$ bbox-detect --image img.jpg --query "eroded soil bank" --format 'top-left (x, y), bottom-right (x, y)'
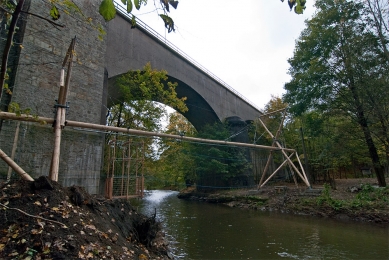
top-left (0, 177), bottom-right (170, 259)
top-left (178, 178), bottom-right (389, 224)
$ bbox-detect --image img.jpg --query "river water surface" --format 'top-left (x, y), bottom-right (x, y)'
top-left (131, 190), bottom-right (388, 259)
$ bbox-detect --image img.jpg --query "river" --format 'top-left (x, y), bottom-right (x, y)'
top-left (130, 190), bottom-right (389, 259)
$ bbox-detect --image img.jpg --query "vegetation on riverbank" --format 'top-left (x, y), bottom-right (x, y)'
top-left (178, 178), bottom-right (389, 224)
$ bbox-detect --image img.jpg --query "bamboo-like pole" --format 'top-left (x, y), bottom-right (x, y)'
top-left (49, 37), bottom-right (76, 181)
top-left (260, 153), bottom-right (294, 188)
top-left (258, 150), bottom-right (273, 186)
top-left (0, 149), bottom-right (33, 181)
top-left (258, 110), bottom-right (287, 188)
top-left (257, 115), bottom-right (311, 188)
top-left (121, 145), bottom-right (125, 196)
top-left (7, 121), bottom-right (20, 181)
top-left (141, 140), bottom-right (145, 198)
top-left (126, 140), bottom-right (131, 198)
top-left (0, 111), bottom-right (307, 188)
top-left (0, 112), bottom-right (296, 152)
top-left (295, 151), bottom-right (310, 187)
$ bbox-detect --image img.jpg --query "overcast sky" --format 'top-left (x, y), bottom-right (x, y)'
top-left (122, 0), bottom-right (316, 110)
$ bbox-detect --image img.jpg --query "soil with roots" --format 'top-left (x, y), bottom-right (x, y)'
top-left (0, 176), bottom-right (170, 260)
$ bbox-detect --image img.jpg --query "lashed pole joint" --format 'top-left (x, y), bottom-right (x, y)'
top-left (48, 37), bottom-right (76, 182)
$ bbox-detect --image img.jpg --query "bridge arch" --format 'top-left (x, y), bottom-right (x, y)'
top-left (107, 73), bottom-right (220, 131)
top-left (105, 9), bottom-right (263, 131)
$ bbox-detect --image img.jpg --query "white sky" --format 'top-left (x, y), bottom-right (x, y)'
top-left (124, 0), bottom-right (316, 110)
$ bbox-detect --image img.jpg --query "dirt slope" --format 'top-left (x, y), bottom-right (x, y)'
top-left (0, 177), bottom-right (170, 260)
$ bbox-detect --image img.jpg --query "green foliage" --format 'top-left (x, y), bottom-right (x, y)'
top-left (98, 0), bottom-right (176, 33)
top-left (99, 0), bottom-right (116, 21)
top-left (106, 65), bottom-right (188, 189)
top-left (350, 184), bottom-right (389, 209)
top-left (8, 102), bottom-right (30, 116)
top-left (187, 122), bottom-right (251, 189)
top-left (316, 183), bottom-right (344, 210)
top-left (283, 0), bottom-right (389, 186)
top-left (160, 14), bottom-right (175, 33)
top-left (282, 0), bottom-right (307, 14)
top-left (116, 63), bottom-right (187, 114)
top-left (150, 113), bottom-right (197, 189)
top-left (50, 5), bottom-right (60, 20)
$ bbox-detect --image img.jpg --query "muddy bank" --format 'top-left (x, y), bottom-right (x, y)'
top-left (0, 177), bottom-right (171, 260)
top-left (178, 178), bottom-right (389, 224)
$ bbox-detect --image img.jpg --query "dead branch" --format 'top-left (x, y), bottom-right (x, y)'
top-left (0, 202), bottom-right (68, 228)
top-left (21, 11), bottom-right (65, 29)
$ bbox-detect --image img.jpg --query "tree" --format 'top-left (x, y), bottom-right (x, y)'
top-left (153, 112), bottom-right (196, 189)
top-left (113, 62), bottom-right (187, 123)
top-left (105, 63), bottom-right (188, 185)
top-left (184, 122), bottom-right (251, 191)
top-left (0, 0), bottom-right (25, 102)
top-left (284, 0), bottom-right (388, 186)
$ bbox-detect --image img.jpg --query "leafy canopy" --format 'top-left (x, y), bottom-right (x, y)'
top-left (116, 62), bottom-right (187, 113)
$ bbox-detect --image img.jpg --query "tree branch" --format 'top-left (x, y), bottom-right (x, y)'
top-left (0, 202), bottom-right (68, 228)
top-left (21, 11), bottom-right (65, 28)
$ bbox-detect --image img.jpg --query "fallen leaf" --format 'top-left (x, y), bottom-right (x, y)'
top-left (30, 229), bottom-right (42, 235)
top-left (85, 224), bottom-right (96, 230)
top-left (37, 220), bottom-right (45, 228)
top-left (34, 201), bottom-right (42, 206)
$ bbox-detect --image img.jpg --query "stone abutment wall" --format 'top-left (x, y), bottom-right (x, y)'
top-left (0, 0), bottom-right (107, 194)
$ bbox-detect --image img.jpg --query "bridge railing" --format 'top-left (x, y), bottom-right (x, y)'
top-left (113, 1), bottom-right (262, 113)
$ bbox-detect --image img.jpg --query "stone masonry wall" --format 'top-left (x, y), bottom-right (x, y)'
top-left (0, 0), bottom-right (107, 194)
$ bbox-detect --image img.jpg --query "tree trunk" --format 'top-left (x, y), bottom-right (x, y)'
top-left (0, 0), bottom-right (25, 100)
top-left (349, 80), bottom-right (387, 187)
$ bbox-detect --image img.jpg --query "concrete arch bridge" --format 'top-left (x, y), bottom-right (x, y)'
top-left (105, 3), bottom-right (263, 131)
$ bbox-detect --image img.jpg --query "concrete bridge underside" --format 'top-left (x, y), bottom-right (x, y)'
top-left (105, 12), bottom-right (262, 130)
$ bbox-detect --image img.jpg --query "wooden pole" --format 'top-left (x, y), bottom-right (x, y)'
top-left (258, 110), bottom-right (286, 188)
top-left (0, 111), bottom-right (298, 153)
top-left (141, 140), bottom-right (145, 198)
top-left (300, 127), bottom-right (312, 183)
top-left (126, 140), bottom-right (131, 198)
top-left (49, 37), bottom-right (76, 181)
top-left (260, 153), bottom-right (294, 188)
top-left (7, 121), bottom-right (20, 181)
top-left (257, 114), bottom-right (311, 188)
top-left (121, 145), bottom-right (125, 196)
top-left (258, 150), bottom-right (273, 186)
top-left (0, 149), bottom-right (33, 181)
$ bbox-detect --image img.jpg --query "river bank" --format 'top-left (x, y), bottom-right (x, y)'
top-left (0, 177), bottom-right (171, 259)
top-left (178, 178), bottom-right (389, 224)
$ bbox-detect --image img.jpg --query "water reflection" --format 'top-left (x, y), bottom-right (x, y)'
top-left (131, 191), bottom-right (389, 260)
